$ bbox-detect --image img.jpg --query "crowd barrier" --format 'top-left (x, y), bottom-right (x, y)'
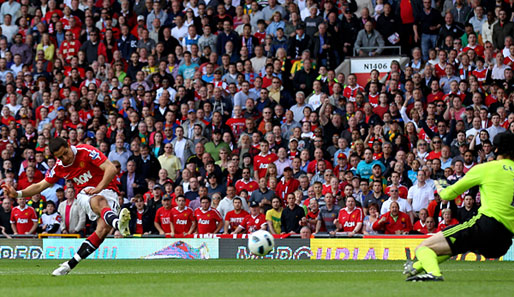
top-left (1, 237), bottom-right (513, 261)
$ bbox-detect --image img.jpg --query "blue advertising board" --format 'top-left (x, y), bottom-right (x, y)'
top-left (43, 238), bottom-right (219, 260)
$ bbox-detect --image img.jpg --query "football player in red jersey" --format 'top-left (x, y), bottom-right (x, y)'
top-left (171, 195), bottom-right (196, 236)
top-left (3, 138), bottom-right (131, 276)
top-left (232, 200), bottom-right (267, 234)
top-left (154, 195), bottom-right (175, 236)
top-left (194, 197), bottom-right (223, 234)
top-left (224, 197), bottom-right (249, 234)
top-left (10, 196), bottom-right (38, 235)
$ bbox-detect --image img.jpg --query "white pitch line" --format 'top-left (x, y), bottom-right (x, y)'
top-left (1, 268), bottom-right (513, 276)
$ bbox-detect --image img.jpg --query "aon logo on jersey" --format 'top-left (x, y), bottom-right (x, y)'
top-left (343, 221), bottom-right (356, 228)
top-left (259, 163), bottom-right (269, 169)
top-left (73, 171), bottom-right (92, 185)
top-left (198, 219), bottom-right (210, 224)
top-left (176, 219), bottom-right (188, 225)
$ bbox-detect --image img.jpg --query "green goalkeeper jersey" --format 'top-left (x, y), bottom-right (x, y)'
top-left (439, 159), bottom-right (514, 234)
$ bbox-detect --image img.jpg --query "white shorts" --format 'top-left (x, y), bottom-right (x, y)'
top-left (77, 187), bottom-right (120, 221)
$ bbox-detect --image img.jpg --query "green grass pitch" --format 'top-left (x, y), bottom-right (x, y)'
top-left (1, 260), bottom-right (513, 296)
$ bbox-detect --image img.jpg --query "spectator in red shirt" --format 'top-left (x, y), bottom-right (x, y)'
top-left (194, 197), bottom-right (223, 234)
top-left (275, 167), bottom-right (300, 203)
top-left (436, 208), bottom-right (459, 232)
top-left (232, 200), bottom-right (267, 234)
top-left (10, 197), bottom-right (38, 235)
top-left (18, 166), bottom-right (44, 190)
top-left (223, 197), bottom-right (249, 234)
top-left (171, 195), bottom-right (196, 237)
top-left (335, 196), bottom-right (363, 236)
top-left (128, 194), bottom-right (153, 235)
top-left (154, 194), bottom-right (175, 236)
top-left (253, 140), bottom-right (278, 180)
top-left (372, 201), bottom-right (413, 234)
top-left (234, 167), bottom-right (259, 195)
top-left (413, 208), bottom-right (429, 234)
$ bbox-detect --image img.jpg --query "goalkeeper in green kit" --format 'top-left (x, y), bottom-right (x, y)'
top-left (404, 132), bottom-right (514, 281)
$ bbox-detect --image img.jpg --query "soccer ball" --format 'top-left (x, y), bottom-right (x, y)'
top-left (248, 230), bottom-right (275, 256)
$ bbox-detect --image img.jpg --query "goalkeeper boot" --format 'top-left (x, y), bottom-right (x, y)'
top-left (403, 260), bottom-right (423, 277)
top-left (406, 273), bottom-right (444, 282)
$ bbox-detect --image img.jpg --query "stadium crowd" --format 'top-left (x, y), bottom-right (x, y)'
top-left (0, 0), bottom-right (513, 238)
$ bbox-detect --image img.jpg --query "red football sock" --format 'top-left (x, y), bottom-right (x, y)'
top-left (87, 232), bottom-right (103, 248)
top-left (101, 207), bottom-right (120, 229)
top-left (100, 207), bottom-right (112, 219)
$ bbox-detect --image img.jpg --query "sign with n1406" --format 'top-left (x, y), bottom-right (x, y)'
top-left (350, 57), bottom-right (400, 73)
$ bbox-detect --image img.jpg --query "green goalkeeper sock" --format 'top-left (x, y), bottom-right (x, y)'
top-left (415, 246), bottom-right (443, 277)
top-left (413, 255), bottom-right (450, 272)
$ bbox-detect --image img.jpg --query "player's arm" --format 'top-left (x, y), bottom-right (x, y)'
top-left (3, 179), bottom-right (52, 199)
top-left (84, 159), bottom-right (118, 195)
top-left (437, 164), bottom-right (483, 201)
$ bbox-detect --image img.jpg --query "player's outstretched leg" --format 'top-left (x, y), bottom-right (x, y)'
top-left (404, 254), bottom-right (450, 277)
top-left (52, 231), bottom-right (105, 276)
top-left (406, 232), bottom-right (451, 282)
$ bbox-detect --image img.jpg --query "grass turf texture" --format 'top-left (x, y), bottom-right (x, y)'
top-left (1, 260), bottom-right (513, 296)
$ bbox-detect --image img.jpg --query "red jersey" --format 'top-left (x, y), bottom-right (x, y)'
top-left (10, 205), bottom-right (37, 234)
top-left (400, 0), bottom-right (415, 24)
top-left (44, 144), bottom-right (119, 194)
top-left (343, 85), bottom-right (364, 102)
top-left (436, 218), bottom-right (459, 232)
top-left (194, 207), bottom-right (222, 234)
top-left (224, 209), bottom-right (249, 232)
top-left (385, 185), bottom-right (409, 199)
top-left (504, 56), bottom-right (514, 66)
top-left (338, 207), bottom-right (363, 232)
top-left (372, 211), bottom-right (413, 234)
top-left (234, 179), bottom-right (259, 195)
top-left (434, 63), bottom-right (446, 78)
top-left (306, 159), bottom-right (333, 174)
top-left (426, 150), bottom-right (442, 160)
top-left (171, 206), bottom-right (195, 235)
top-left (239, 213), bottom-right (267, 233)
top-left (254, 153), bottom-right (278, 179)
top-left (254, 31), bottom-right (266, 44)
top-left (59, 40), bottom-right (81, 62)
top-left (368, 93), bottom-right (380, 107)
top-left (35, 103), bottom-right (54, 121)
top-left (413, 220), bottom-right (428, 234)
top-left (275, 178), bottom-right (300, 202)
top-left (154, 206), bottom-right (173, 233)
top-left (472, 68), bottom-right (488, 83)
top-left (225, 117), bottom-right (246, 139)
top-left (427, 92), bottom-right (444, 104)
top-left (462, 45), bottom-right (484, 57)
top-left (135, 210), bottom-right (144, 234)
